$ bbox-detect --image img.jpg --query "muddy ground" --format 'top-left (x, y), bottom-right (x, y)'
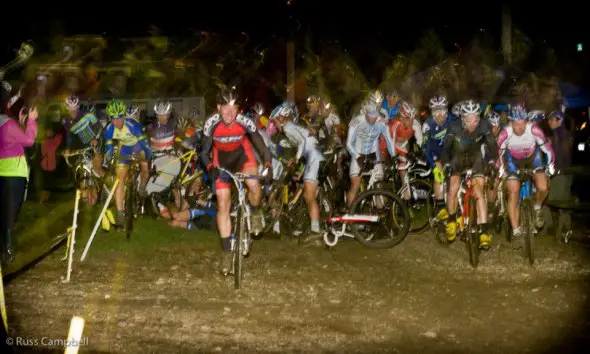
top-left (4, 214), bottom-right (590, 354)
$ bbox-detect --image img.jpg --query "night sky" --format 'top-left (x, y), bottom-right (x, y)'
top-left (1, 1), bottom-right (588, 77)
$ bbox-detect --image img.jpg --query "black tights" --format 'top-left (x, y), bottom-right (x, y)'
top-left (0, 176), bottom-right (26, 250)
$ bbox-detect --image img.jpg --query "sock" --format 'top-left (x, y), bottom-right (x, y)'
top-left (449, 213), bottom-right (457, 222)
top-left (480, 223), bottom-right (489, 234)
top-left (186, 222), bottom-right (193, 230)
top-left (436, 199), bottom-right (446, 209)
top-left (221, 237), bottom-right (232, 252)
top-left (513, 226), bottom-right (521, 234)
top-left (534, 204), bottom-right (541, 211)
top-left (311, 220), bottom-right (320, 233)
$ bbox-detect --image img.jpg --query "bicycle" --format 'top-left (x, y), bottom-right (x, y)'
top-left (507, 168), bottom-right (544, 265)
top-left (63, 147), bottom-right (107, 205)
top-left (219, 167), bottom-right (267, 289)
top-left (120, 154), bottom-right (142, 240)
top-left (323, 188), bottom-right (410, 248)
top-left (435, 169), bottom-right (481, 268)
top-left (388, 155), bottom-right (435, 233)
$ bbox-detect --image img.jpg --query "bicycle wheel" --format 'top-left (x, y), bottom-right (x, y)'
top-left (396, 179), bottom-right (434, 233)
top-left (350, 189), bottom-right (410, 249)
top-left (466, 195), bottom-right (480, 268)
top-left (522, 199), bottom-right (535, 265)
top-left (233, 205), bottom-right (246, 289)
top-left (261, 182), bottom-right (283, 236)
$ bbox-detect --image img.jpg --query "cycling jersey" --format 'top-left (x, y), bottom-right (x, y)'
top-left (281, 121), bottom-right (325, 182)
top-left (103, 118), bottom-right (152, 164)
top-left (200, 113), bottom-right (271, 190)
top-left (380, 118), bottom-right (423, 157)
top-left (65, 110), bottom-right (101, 148)
top-left (381, 100), bottom-right (400, 121)
top-left (497, 123), bottom-right (554, 177)
top-left (440, 119), bottom-right (497, 164)
top-left (346, 114), bottom-right (396, 160)
top-left (147, 117), bottom-right (177, 151)
top-left (422, 113), bottom-right (457, 167)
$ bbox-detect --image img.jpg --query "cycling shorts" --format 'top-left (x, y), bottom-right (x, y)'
top-left (450, 152), bottom-right (485, 178)
top-left (350, 152), bottom-right (384, 180)
top-left (213, 139), bottom-right (257, 190)
top-left (116, 143), bottom-right (145, 168)
top-left (301, 150), bottom-right (325, 183)
top-left (504, 147), bottom-right (544, 180)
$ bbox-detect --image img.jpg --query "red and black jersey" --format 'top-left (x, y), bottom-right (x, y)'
top-left (200, 113), bottom-right (272, 169)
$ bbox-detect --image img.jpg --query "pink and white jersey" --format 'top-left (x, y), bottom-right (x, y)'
top-left (497, 123), bottom-right (554, 165)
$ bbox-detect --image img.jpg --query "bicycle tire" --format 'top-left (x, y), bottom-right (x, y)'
top-left (522, 199), bottom-right (535, 265)
top-left (466, 195), bottom-right (480, 268)
top-left (233, 205), bottom-right (246, 289)
top-left (396, 179), bottom-right (434, 233)
top-left (350, 188), bottom-right (410, 249)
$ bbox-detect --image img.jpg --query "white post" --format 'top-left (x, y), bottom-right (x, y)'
top-left (64, 189), bottom-right (81, 282)
top-left (80, 178), bottom-right (119, 261)
top-left (64, 316), bottom-right (85, 354)
top-left (0, 265), bottom-right (6, 331)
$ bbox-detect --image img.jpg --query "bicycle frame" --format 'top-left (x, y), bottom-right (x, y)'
top-left (323, 214), bottom-right (380, 247)
top-left (152, 150), bottom-right (201, 187)
top-left (457, 170), bottom-right (474, 232)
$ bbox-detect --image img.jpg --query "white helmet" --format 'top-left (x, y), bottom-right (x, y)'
top-left (460, 100), bottom-right (481, 117)
top-left (366, 90), bottom-right (384, 107)
top-left (485, 111), bottom-right (501, 127)
top-left (429, 95), bottom-right (448, 110)
top-left (252, 102), bottom-right (265, 116)
top-left (399, 101), bottom-right (417, 119)
top-left (154, 99), bottom-right (171, 115)
top-left (65, 95), bottom-right (79, 108)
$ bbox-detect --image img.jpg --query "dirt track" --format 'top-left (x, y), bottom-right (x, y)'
top-left (5, 224), bottom-right (590, 353)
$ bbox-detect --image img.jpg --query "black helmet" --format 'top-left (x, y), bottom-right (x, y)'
top-left (216, 86), bottom-right (239, 106)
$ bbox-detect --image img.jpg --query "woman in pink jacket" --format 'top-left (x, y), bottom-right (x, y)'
top-left (0, 82), bottom-right (38, 265)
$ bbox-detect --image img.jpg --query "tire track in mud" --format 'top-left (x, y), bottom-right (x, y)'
top-left (5, 230), bottom-right (590, 353)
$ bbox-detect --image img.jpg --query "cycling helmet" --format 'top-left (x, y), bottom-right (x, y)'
top-left (366, 90), bottom-right (384, 107)
top-left (527, 110), bottom-right (545, 122)
top-left (429, 95), bottom-right (448, 110)
top-left (452, 101), bottom-right (465, 117)
top-left (65, 95), bottom-right (80, 108)
top-left (154, 99), bottom-right (171, 115)
top-left (216, 86), bottom-right (239, 106)
top-left (548, 110), bottom-right (564, 120)
top-left (386, 89), bottom-right (400, 98)
top-left (251, 102), bottom-right (265, 116)
top-left (306, 95), bottom-right (322, 105)
top-left (126, 105), bottom-right (140, 118)
top-left (508, 104), bottom-right (527, 121)
top-left (399, 101), bottom-right (417, 119)
top-left (460, 100), bottom-right (481, 117)
top-left (105, 99), bottom-right (127, 119)
top-left (485, 111), bottom-right (501, 127)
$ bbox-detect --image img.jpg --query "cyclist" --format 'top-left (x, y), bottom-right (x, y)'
top-left (200, 87), bottom-right (272, 275)
top-left (484, 110), bottom-right (503, 215)
top-left (147, 99), bottom-right (179, 152)
top-left (103, 99), bottom-right (152, 226)
top-left (63, 95), bottom-right (105, 178)
top-left (497, 104), bottom-right (555, 239)
top-left (245, 102), bottom-right (268, 129)
top-left (381, 101), bottom-right (423, 199)
top-left (270, 103), bottom-right (325, 242)
top-left (302, 95), bottom-right (342, 148)
top-left (440, 100), bottom-right (497, 248)
top-left (346, 91), bottom-right (396, 207)
top-left (267, 100), bottom-right (299, 138)
top-left (382, 89), bottom-right (401, 122)
top-left (422, 95), bottom-right (456, 218)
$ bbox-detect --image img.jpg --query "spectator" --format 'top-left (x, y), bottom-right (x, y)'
top-left (39, 122), bottom-right (63, 204)
top-left (0, 82), bottom-right (38, 265)
top-left (543, 111), bottom-right (574, 237)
